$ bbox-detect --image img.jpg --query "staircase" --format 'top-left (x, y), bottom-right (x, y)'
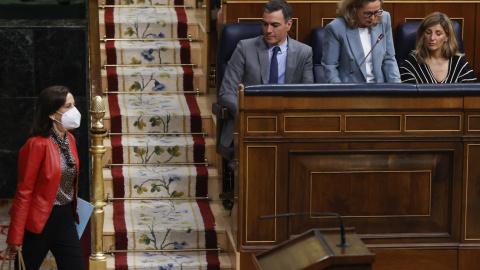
top-left (95, 0), bottom-right (234, 269)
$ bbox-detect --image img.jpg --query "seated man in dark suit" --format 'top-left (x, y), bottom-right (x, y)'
top-left (218, 0), bottom-right (314, 149)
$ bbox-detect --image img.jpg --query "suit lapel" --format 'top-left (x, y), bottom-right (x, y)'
top-left (370, 24), bottom-right (382, 82)
top-left (258, 38), bottom-right (270, 84)
top-left (346, 26), bottom-right (366, 81)
top-left (285, 36), bottom-right (295, 83)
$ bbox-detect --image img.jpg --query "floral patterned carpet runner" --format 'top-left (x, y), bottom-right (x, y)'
top-left (105, 0), bottom-right (219, 269)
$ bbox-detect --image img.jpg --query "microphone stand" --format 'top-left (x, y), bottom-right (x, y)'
top-left (347, 33), bottom-right (384, 83)
top-left (260, 212), bottom-right (351, 247)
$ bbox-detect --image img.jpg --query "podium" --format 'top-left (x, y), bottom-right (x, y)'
top-left (253, 229), bottom-right (375, 270)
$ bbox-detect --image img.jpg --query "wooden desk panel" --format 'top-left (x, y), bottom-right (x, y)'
top-left (235, 90), bottom-right (477, 269)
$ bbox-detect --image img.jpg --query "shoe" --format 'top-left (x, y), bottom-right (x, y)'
top-left (222, 199), bottom-right (234, 211)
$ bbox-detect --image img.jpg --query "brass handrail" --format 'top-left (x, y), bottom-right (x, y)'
top-left (103, 90), bottom-right (199, 94)
top-left (103, 87), bottom-right (201, 96)
top-left (105, 196), bottom-right (211, 203)
top-left (104, 248), bottom-right (225, 255)
top-left (107, 161), bottom-right (211, 167)
top-left (102, 37), bottom-right (199, 42)
top-left (100, 4), bottom-right (193, 8)
top-left (101, 34), bottom-right (197, 42)
top-left (108, 131), bottom-right (207, 137)
top-left (102, 63), bottom-right (196, 69)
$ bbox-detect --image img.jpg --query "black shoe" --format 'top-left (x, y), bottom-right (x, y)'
top-left (222, 199), bottom-right (234, 211)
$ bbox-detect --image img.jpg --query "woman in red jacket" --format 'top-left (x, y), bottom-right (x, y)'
top-left (6, 85), bottom-right (84, 270)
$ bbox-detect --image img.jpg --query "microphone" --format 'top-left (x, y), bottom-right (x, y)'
top-left (260, 212), bottom-right (351, 247)
top-left (347, 33), bottom-right (384, 83)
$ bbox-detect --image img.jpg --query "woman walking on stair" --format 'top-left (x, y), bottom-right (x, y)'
top-left (6, 85), bottom-right (84, 270)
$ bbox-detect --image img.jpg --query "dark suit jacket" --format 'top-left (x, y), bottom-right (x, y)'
top-left (218, 35), bottom-right (314, 148)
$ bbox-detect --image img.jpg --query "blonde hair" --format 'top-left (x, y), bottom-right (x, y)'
top-left (413, 12), bottom-right (462, 65)
top-left (336, 0), bottom-right (383, 29)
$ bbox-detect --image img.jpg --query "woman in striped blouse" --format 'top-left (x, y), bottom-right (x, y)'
top-left (400, 12), bottom-right (477, 84)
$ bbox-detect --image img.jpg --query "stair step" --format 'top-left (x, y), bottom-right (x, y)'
top-left (98, 0), bottom-right (197, 8)
top-left (103, 201), bottom-right (229, 251)
top-left (101, 66), bottom-right (207, 94)
top-left (99, 8), bottom-right (201, 41)
top-left (106, 250), bottom-right (233, 270)
top-left (102, 94), bottom-right (215, 136)
top-left (101, 40), bottom-right (203, 68)
top-left (102, 135), bottom-right (216, 167)
top-left (103, 167), bottom-right (222, 201)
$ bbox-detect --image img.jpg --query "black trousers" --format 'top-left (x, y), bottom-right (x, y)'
top-left (15, 203), bottom-right (84, 270)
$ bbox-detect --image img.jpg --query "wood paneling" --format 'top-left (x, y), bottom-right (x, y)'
top-left (235, 90), bottom-right (473, 268)
top-left (245, 146), bottom-right (277, 243)
top-left (345, 115), bottom-right (401, 132)
top-left (288, 149), bottom-right (453, 236)
top-left (405, 115), bottom-right (462, 132)
top-left (467, 115), bottom-right (480, 131)
top-left (284, 115), bottom-right (341, 132)
top-left (465, 144), bottom-right (480, 240)
top-left (459, 249), bottom-right (480, 269)
top-left (247, 116), bottom-right (277, 133)
top-left (371, 249), bottom-right (458, 270)
top-left (310, 171), bottom-right (431, 216)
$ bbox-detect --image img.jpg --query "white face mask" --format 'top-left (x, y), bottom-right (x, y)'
top-left (53, 107), bottom-right (81, 129)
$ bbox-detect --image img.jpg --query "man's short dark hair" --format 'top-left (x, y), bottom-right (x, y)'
top-left (263, 0), bottom-right (292, 22)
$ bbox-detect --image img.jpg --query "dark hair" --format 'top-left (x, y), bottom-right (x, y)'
top-left (263, 0), bottom-right (292, 22)
top-left (29, 85), bottom-right (71, 138)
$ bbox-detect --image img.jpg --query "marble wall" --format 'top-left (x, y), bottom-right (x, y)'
top-left (0, 20), bottom-right (89, 199)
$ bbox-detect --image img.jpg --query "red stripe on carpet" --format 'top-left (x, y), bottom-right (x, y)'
top-left (104, 2), bottom-right (115, 38)
top-left (184, 93), bottom-right (202, 133)
top-left (107, 69), bottom-right (122, 135)
top-left (105, 41), bottom-right (118, 65)
top-left (113, 200), bottom-right (128, 270)
top-left (195, 165), bottom-right (209, 197)
top-left (179, 40), bottom-right (191, 64)
top-left (175, 7), bottom-right (188, 38)
top-left (192, 134), bottom-right (205, 163)
top-left (182, 66), bottom-right (194, 92)
top-left (112, 166), bottom-right (125, 198)
top-left (206, 250), bottom-right (221, 270)
top-left (196, 200), bottom-right (218, 250)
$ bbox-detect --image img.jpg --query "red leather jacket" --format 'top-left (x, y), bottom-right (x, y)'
top-left (7, 133), bottom-right (80, 245)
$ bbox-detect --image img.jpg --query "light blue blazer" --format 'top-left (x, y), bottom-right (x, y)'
top-left (321, 11), bottom-right (401, 83)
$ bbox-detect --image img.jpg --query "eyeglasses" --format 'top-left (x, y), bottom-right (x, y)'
top-left (362, 9), bottom-right (383, 18)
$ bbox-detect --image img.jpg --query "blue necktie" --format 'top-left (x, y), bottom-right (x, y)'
top-left (268, 46), bottom-right (280, 84)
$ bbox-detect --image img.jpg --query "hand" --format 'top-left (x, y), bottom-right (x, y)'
top-left (7, 244), bottom-right (22, 252)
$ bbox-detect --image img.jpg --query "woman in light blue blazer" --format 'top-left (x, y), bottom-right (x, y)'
top-left (321, 0), bottom-right (401, 83)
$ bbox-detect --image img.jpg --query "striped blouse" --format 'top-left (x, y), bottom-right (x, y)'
top-left (400, 54), bottom-right (477, 84)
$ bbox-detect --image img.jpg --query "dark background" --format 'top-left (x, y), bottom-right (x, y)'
top-left (0, 0), bottom-right (90, 201)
